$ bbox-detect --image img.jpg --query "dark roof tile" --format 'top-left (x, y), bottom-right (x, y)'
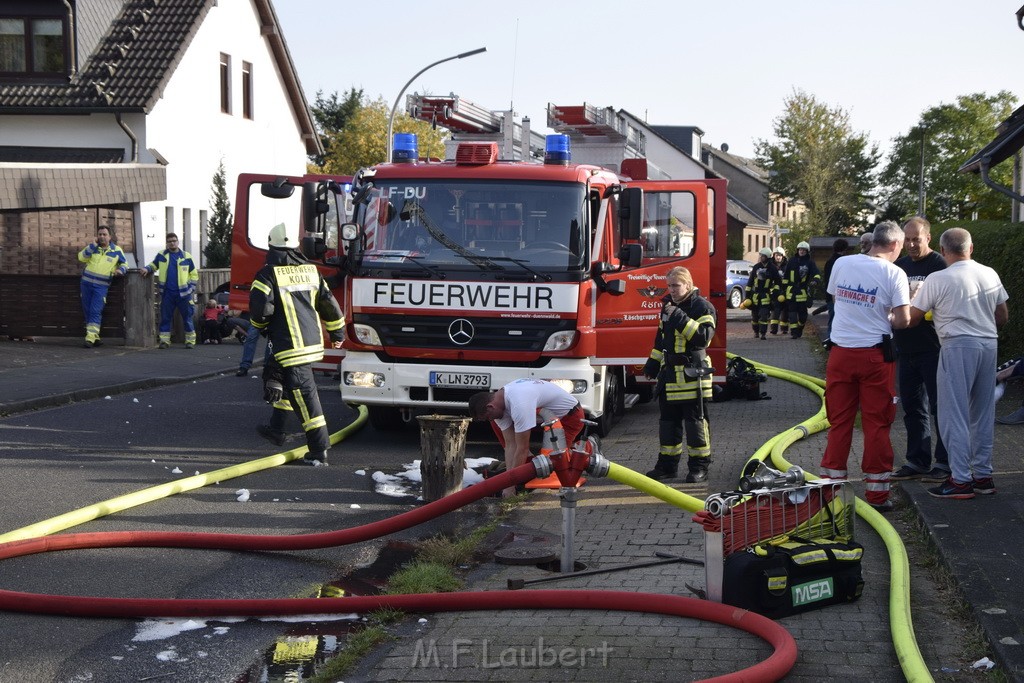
top-left (0, 0), bottom-right (213, 113)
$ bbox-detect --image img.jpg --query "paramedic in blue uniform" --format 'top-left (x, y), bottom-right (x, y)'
top-left (78, 225), bottom-right (127, 348)
top-left (250, 224), bottom-right (344, 466)
top-left (142, 233), bottom-right (199, 349)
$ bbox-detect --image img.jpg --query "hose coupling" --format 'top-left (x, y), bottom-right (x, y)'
top-left (532, 455), bottom-right (553, 479)
top-left (585, 452), bottom-right (610, 478)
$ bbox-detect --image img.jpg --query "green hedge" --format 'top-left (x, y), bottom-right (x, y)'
top-left (931, 219), bottom-right (1024, 360)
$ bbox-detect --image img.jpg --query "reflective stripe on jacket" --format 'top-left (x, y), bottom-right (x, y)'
top-left (147, 250), bottom-right (198, 297)
top-left (647, 291), bottom-right (717, 402)
top-left (249, 249), bottom-right (344, 368)
top-left (78, 243), bottom-right (127, 286)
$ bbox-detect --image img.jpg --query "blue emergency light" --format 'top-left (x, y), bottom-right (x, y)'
top-left (392, 133), bottom-right (418, 163)
top-left (544, 134), bottom-right (571, 165)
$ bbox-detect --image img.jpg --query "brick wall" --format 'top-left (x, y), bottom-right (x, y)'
top-left (1, 207), bottom-right (135, 276)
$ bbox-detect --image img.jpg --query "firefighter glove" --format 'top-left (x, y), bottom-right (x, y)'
top-left (739, 299), bottom-right (752, 310)
top-left (263, 379), bottom-right (284, 404)
top-left (643, 358), bottom-right (661, 380)
top-left (662, 304), bottom-right (687, 324)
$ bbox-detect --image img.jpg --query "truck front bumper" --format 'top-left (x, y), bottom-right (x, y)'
top-left (340, 351), bottom-right (599, 415)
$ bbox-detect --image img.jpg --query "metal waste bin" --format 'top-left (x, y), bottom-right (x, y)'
top-left (416, 414), bottom-right (471, 501)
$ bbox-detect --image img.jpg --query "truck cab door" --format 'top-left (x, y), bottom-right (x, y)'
top-left (591, 179), bottom-right (728, 378)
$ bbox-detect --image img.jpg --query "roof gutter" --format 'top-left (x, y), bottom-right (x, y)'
top-left (62, 0), bottom-right (78, 79)
top-left (116, 113), bottom-right (139, 162)
top-left (979, 155), bottom-right (1024, 204)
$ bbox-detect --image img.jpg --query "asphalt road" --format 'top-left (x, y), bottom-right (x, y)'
top-left (0, 372), bottom-right (495, 682)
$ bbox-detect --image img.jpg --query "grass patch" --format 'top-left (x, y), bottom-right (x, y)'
top-left (385, 560), bottom-right (464, 595)
top-left (310, 486), bottom-right (524, 678)
top-left (308, 624), bottom-right (393, 683)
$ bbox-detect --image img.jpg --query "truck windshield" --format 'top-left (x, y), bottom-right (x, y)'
top-left (354, 180), bottom-right (588, 273)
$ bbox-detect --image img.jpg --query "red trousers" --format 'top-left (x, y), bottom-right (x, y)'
top-left (491, 405), bottom-right (585, 450)
top-left (820, 346), bottom-right (897, 504)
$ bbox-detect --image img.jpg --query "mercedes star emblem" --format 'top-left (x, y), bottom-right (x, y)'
top-left (448, 318), bottom-right (475, 345)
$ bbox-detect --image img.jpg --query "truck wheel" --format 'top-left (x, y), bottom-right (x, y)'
top-left (596, 372), bottom-right (624, 437)
top-left (368, 406), bottom-right (405, 431)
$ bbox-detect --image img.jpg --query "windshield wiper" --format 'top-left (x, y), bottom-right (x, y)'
top-left (485, 256), bottom-right (553, 282)
top-left (400, 200), bottom-right (505, 273)
top-left (368, 250), bottom-right (445, 279)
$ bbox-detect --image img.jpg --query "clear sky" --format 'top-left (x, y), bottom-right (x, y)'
top-left (274, 0), bottom-right (1022, 161)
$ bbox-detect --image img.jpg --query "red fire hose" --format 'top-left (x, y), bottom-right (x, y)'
top-left (0, 462), bottom-right (798, 682)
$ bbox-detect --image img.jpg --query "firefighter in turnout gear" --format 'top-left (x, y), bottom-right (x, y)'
top-left (143, 233), bottom-right (199, 348)
top-left (769, 246), bottom-right (789, 335)
top-left (783, 241), bottom-right (821, 339)
top-left (78, 225), bottom-right (127, 347)
top-left (743, 247), bottom-right (781, 340)
top-left (249, 224), bottom-right (344, 465)
top-left (643, 266), bottom-right (717, 482)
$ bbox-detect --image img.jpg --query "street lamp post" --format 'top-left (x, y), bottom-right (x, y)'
top-left (385, 47), bottom-right (487, 162)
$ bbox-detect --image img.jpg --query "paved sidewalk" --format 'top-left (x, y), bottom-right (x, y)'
top-left (0, 315), bottom-right (1021, 680)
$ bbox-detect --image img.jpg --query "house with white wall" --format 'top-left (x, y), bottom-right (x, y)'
top-left (0, 0), bottom-right (319, 276)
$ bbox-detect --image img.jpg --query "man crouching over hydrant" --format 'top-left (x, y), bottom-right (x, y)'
top-left (643, 266), bottom-right (717, 483)
top-left (469, 379), bottom-right (585, 498)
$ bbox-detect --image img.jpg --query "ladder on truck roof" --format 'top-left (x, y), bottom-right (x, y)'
top-left (406, 94), bottom-right (545, 161)
top-left (547, 103), bottom-right (646, 157)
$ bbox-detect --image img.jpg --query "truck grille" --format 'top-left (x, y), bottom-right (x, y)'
top-left (355, 313), bottom-right (574, 352)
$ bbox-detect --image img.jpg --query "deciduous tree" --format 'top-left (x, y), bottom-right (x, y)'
top-left (317, 95), bottom-right (447, 176)
top-left (756, 90), bottom-right (880, 234)
top-left (880, 91), bottom-right (1017, 222)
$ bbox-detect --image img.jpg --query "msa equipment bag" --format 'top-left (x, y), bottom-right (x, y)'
top-left (722, 537), bottom-right (864, 618)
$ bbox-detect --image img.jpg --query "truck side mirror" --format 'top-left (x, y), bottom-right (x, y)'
top-left (619, 243), bottom-right (643, 267)
top-left (619, 187), bottom-right (643, 240)
top-left (261, 178), bottom-right (295, 199)
top-left (301, 182), bottom-right (330, 235)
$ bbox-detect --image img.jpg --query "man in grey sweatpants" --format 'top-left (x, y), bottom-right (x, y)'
top-left (909, 228), bottom-right (1009, 499)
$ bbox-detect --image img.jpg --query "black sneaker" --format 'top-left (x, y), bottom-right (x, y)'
top-left (236, 367), bottom-right (249, 377)
top-left (158, 342), bottom-right (170, 349)
top-left (921, 467), bottom-right (950, 483)
top-left (973, 477), bottom-right (996, 495)
top-left (890, 465), bottom-right (925, 481)
top-left (927, 477), bottom-right (975, 500)
top-left (256, 424), bottom-right (286, 447)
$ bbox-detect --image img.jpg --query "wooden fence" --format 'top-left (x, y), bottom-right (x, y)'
top-left (0, 268), bottom-right (232, 344)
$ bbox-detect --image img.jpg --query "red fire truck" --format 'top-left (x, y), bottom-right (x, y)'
top-left (334, 99), bottom-right (728, 435)
top-left (229, 98), bottom-right (728, 436)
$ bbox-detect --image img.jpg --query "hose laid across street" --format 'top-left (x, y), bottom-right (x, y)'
top-left (0, 354), bottom-right (931, 681)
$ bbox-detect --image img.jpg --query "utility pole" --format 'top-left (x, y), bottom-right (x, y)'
top-left (917, 128), bottom-right (927, 217)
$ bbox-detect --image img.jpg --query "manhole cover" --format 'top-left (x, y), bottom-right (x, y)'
top-left (494, 545), bottom-right (558, 565)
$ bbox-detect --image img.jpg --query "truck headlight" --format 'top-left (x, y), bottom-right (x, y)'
top-left (344, 371), bottom-right (385, 388)
top-left (547, 379), bottom-right (588, 395)
top-left (543, 330), bottom-right (577, 352)
top-left (352, 324), bottom-right (382, 346)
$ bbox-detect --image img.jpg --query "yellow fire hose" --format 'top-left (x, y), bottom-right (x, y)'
top-left (0, 406), bottom-right (368, 545)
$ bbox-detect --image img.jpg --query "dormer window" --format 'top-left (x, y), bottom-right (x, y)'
top-left (0, 15), bottom-right (67, 79)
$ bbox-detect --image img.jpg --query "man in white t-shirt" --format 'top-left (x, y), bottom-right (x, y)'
top-left (469, 379), bottom-right (584, 497)
top-left (909, 227), bottom-right (1009, 499)
top-left (821, 221), bottom-right (911, 512)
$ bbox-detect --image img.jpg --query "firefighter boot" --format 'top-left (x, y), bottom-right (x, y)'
top-left (645, 455), bottom-right (680, 481)
top-left (685, 457), bottom-right (710, 484)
